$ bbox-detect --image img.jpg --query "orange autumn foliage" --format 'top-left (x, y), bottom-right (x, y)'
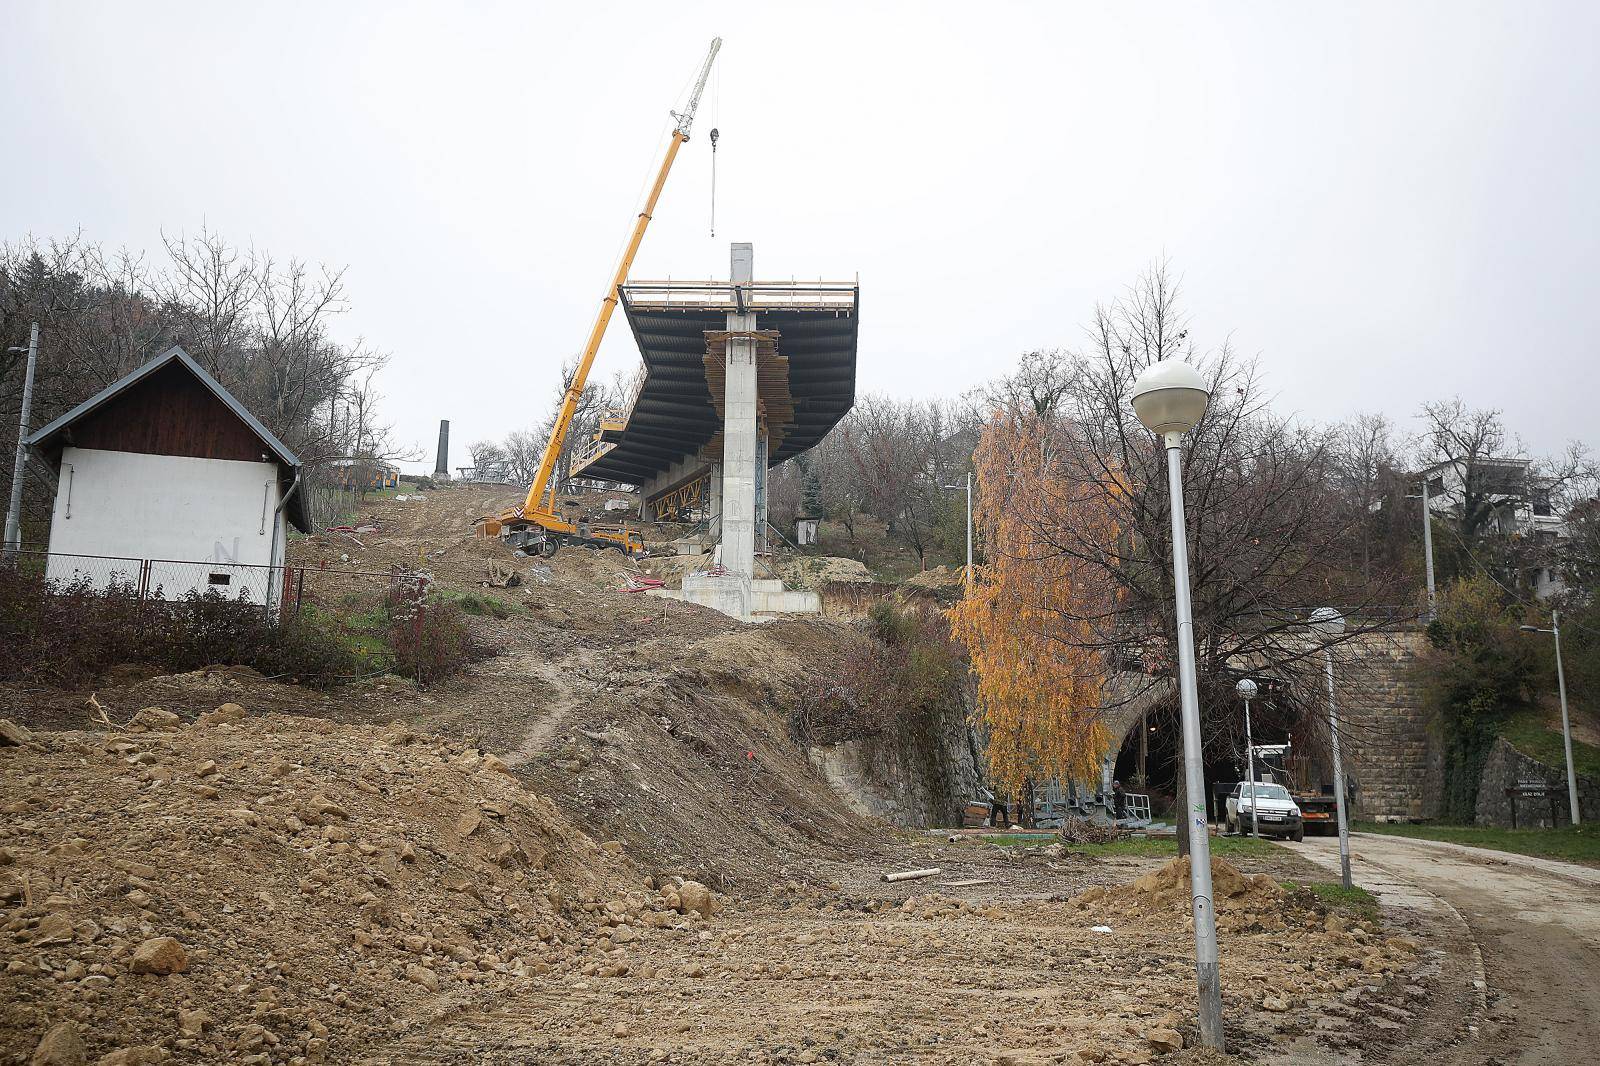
top-left (947, 410), bottom-right (1118, 795)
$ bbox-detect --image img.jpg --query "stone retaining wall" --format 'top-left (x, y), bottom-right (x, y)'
top-left (1337, 630), bottom-right (1440, 821)
top-left (1474, 736), bottom-right (1599, 828)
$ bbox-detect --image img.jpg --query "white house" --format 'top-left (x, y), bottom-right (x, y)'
top-left (1416, 455), bottom-right (1568, 598)
top-left (25, 346), bottom-right (308, 608)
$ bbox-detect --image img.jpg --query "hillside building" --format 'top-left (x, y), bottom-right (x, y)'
top-left (25, 346), bottom-right (307, 606)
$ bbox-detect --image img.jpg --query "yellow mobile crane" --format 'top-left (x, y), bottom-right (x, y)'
top-left (484, 37), bottom-right (722, 559)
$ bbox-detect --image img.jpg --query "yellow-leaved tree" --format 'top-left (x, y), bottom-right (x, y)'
top-left (947, 408), bottom-right (1119, 797)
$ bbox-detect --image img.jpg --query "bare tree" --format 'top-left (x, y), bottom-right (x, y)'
top-left (502, 430), bottom-right (543, 485)
top-left (467, 439), bottom-right (507, 476)
top-left (1331, 412), bottom-right (1400, 583)
top-left (1416, 398), bottom-right (1595, 594)
top-left (2, 229), bottom-right (409, 536)
top-left (973, 261), bottom-right (1409, 852)
top-left (160, 227), bottom-right (259, 375)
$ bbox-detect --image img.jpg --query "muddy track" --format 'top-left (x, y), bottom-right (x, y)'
top-left (1296, 833), bottom-right (1600, 1065)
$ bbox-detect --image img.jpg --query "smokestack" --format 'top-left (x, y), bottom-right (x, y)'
top-left (434, 420), bottom-right (450, 479)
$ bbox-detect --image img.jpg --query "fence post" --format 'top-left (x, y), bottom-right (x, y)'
top-left (138, 559), bottom-right (152, 635)
top-left (278, 565), bottom-right (294, 625)
top-left (412, 574), bottom-right (428, 681)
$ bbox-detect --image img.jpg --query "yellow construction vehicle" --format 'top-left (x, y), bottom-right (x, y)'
top-left (482, 37), bottom-right (722, 560)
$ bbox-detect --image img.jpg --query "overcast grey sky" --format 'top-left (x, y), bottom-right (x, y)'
top-left (3, 1), bottom-right (1596, 468)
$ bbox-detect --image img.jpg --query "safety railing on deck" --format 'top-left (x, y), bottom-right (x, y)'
top-left (622, 279), bottom-right (858, 312)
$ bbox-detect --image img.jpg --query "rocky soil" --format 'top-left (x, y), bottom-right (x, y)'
top-left (0, 709), bottom-right (728, 1064)
top-left (1, 485), bottom-right (1444, 1064)
top-left (375, 849), bottom-right (1428, 1065)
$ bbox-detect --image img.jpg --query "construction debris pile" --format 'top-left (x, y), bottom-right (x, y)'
top-left (1058, 816), bottom-right (1131, 845)
top-left (0, 709), bottom-right (720, 1063)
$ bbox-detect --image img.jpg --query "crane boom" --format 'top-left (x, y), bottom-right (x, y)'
top-left (516, 37), bottom-right (722, 529)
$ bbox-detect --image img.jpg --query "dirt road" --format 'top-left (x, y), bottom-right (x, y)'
top-left (1297, 833), bottom-right (1600, 1065)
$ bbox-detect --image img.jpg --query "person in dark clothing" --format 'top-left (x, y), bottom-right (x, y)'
top-left (980, 785), bottom-right (1007, 827)
top-left (1112, 779), bottom-right (1127, 820)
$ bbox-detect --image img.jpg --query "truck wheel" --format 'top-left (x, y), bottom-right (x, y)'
top-left (1293, 828), bottom-right (1304, 842)
top-left (539, 539), bottom-right (559, 559)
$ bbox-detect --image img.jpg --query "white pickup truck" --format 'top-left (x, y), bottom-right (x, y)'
top-left (1224, 781), bottom-right (1304, 841)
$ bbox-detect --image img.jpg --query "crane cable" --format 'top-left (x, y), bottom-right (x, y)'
top-left (709, 57), bottom-right (721, 238)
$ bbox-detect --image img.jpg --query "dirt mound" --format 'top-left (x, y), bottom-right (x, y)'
top-left (901, 564), bottom-right (964, 590)
top-left (0, 709), bottom-right (717, 1063)
top-left (776, 555), bottom-right (872, 589)
top-left (1080, 854), bottom-right (1285, 916)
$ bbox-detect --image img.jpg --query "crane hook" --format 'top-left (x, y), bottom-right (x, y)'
top-left (709, 128), bottom-right (720, 238)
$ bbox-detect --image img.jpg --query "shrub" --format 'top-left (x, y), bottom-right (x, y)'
top-left (383, 584), bottom-right (480, 685)
top-left (1420, 576), bottom-right (1540, 821)
top-left (455, 593), bottom-right (510, 619)
top-left (793, 600), bottom-right (965, 744)
top-left (0, 567), bottom-right (369, 689)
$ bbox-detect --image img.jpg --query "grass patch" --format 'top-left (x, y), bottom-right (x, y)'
top-left (976, 833), bottom-right (1283, 860)
top-left (1501, 708), bottom-right (1600, 782)
top-left (1285, 880), bottom-right (1380, 920)
top-left (1356, 820), bottom-right (1600, 865)
top-left (297, 605), bottom-right (393, 672)
top-left (436, 589), bottom-right (513, 619)
top-left (978, 834), bottom-right (1057, 848)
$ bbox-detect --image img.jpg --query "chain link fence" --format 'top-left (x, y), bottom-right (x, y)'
top-left (4, 550), bottom-right (397, 623)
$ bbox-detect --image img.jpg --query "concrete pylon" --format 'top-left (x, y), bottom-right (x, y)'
top-left (721, 242), bottom-right (758, 586)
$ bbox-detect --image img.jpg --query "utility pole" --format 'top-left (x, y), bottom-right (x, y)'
top-left (1421, 475), bottom-right (1437, 622)
top-left (1522, 612), bottom-right (1580, 826)
top-left (3, 322), bottom-right (40, 558)
top-left (965, 471), bottom-right (973, 580)
top-left (1554, 613), bottom-right (1578, 826)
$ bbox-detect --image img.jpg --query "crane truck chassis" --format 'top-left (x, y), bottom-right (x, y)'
top-left (500, 519), bottom-right (642, 559)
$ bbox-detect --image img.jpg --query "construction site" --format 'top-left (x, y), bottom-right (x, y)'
top-left (5, 18), bottom-right (1600, 1066)
top-left (0, 482), bottom-right (1467, 1066)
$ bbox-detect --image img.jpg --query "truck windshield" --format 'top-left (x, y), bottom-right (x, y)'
top-left (1242, 785), bottom-right (1290, 800)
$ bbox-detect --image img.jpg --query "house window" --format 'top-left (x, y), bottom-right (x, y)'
top-left (1532, 491), bottom-right (1553, 517)
top-left (1427, 476), bottom-right (1445, 496)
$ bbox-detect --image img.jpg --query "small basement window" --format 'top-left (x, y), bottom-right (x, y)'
top-left (208, 573), bottom-right (232, 586)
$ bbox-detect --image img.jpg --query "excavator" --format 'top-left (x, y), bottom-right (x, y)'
top-left (479, 37), bottom-right (722, 559)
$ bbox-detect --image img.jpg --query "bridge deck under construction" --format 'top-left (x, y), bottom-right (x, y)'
top-left (574, 280), bottom-right (858, 491)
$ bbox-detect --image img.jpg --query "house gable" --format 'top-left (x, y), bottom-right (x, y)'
top-left (26, 346), bottom-right (308, 533)
top-left (60, 360), bottom-right (275, 463)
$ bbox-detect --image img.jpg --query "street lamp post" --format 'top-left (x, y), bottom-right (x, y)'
top-left (1521, 613), bottom-right (1580, 826)
top-left (1237, 678), bottom-right (1259, 839)
top-left (1131, 360), bottom-right (1223, 1052)
top-left (1311, 607), bottom-right (1353, 890)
